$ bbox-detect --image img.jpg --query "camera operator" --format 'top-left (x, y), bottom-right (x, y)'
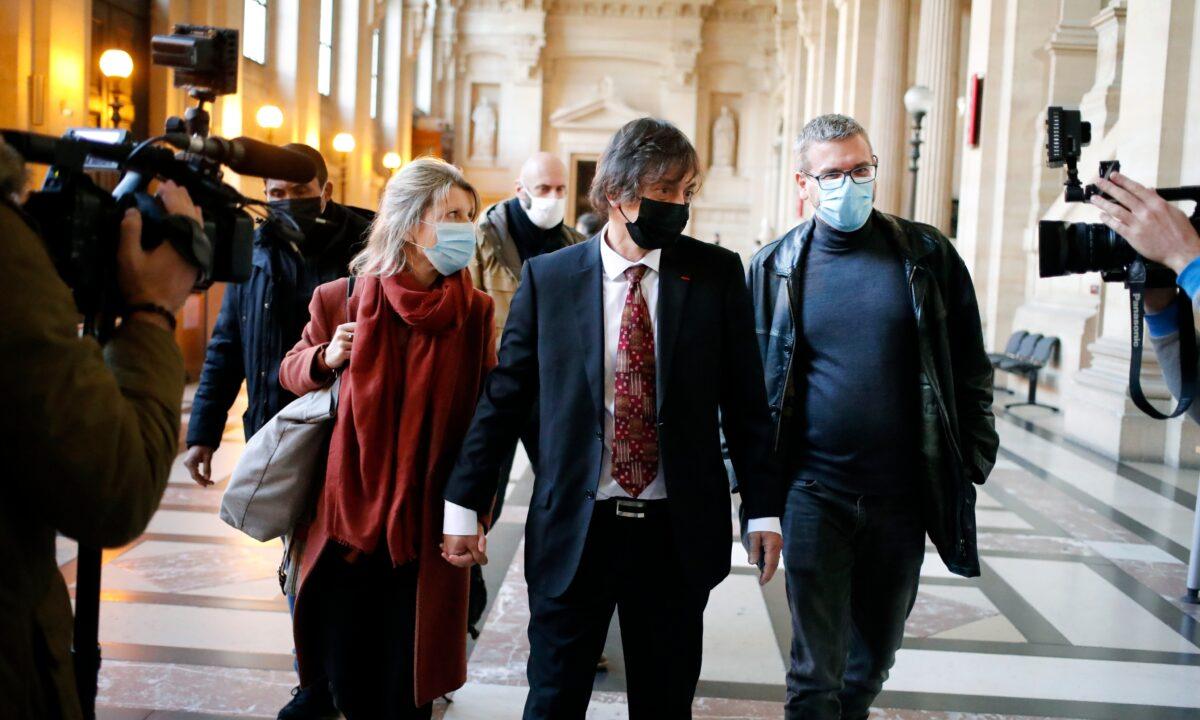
top-left (1090, 171), bottom-right (1200, 421)
top-left (0, 141), bottom-right (201, 718)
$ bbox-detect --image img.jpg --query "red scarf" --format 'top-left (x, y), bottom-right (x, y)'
top-left (322, 270), bottom-right (479, 565)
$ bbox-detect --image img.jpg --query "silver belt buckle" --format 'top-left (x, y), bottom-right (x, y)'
top-left (615, 499), bottom-right (647, 519)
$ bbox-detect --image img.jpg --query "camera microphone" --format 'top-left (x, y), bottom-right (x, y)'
top-left (2, 130), bottom-right (132, 168)
top-left (164, 134), bottom-right (317, 183)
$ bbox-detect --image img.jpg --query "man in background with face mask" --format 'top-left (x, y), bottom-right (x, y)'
top-left (182, 143), bottom-right (369, 720)
top-left (441, 117), bottom-right (784, 719)
top-left (747, 114), bottom-right (997, 719)
top-left (473, 151), bottom-right (585, 348)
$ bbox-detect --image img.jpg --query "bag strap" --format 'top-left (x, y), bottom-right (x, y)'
top-left (329, 275), bottom-right (357, 414)
top-left (1127, 259), bottom-right (1197, 419)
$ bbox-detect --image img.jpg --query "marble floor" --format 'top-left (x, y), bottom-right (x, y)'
top-left (79, 388), bottom-right (1200, 719)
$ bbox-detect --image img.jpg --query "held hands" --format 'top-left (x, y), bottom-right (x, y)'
top-left (323, 322), bottom-right (357, 369)
top-left (183, 445), bottom-right (216, 487)
top-left (746, 530), bottom-right (782, 586)
top-left (1090, 172), bottom-right (1200, 275)
top-left (441, 523), bottom-right (489, 568)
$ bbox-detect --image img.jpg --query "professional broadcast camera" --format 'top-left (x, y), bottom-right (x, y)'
top-left (2, 24), bottom-right (315, 333)
top-left (1, 25), bottom-right (317, 719)
top-left (1036, 105), bottom-right (1200, 420)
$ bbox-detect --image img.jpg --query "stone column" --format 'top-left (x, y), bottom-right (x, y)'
top-left (399, 0), bottom-right (428, 162)
top-left (868, 0), bottom-right (910, 216)
top-left (912, 0), bottom-right (962, 233)
top-left (1064, 0), bottom-right (1200, 467)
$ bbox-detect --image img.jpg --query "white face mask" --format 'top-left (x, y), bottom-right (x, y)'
top-left (523, 193), bottom-right (566, 230)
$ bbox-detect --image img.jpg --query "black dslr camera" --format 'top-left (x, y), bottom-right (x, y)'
top-left (3, 24), bottom-right (315, 331)
top-left (1038, 106), bottom-right (1200, 288)
top-left (1036, 106), bottom-right (1200, 421)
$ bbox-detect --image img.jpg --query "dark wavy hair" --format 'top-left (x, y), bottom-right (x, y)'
top-left (588, 117), bottom-right (701, 213)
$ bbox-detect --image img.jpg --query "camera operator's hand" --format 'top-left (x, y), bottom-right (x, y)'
top-left (1091, 172), bottom-right (1200, 275)
top-left (183, 445), bottom-right (216, 487)
top-left (118, 182), bottom-right (202, 325)
top-left (322, 322), bottom-right (357, 370)
top-left (1144, 287), bottom-right (1179, 314)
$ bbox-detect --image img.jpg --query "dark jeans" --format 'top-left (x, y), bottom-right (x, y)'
top-left (307, 548), bottom-right (432, 720)
top-left (782, 478), bottom-right (924, 720)
top-left (523, 500), bottom-right (708, 720)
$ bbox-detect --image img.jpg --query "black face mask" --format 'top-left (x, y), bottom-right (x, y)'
top-left (267, 197), bottom-right (330, 254)
top-left (621, 197), bottom-right (689, 250)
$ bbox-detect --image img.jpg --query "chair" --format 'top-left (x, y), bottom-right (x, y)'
top-left (1002, 335), bottom-right (1061, 412)
top-left (989, 330), bottom-right (1029, 394)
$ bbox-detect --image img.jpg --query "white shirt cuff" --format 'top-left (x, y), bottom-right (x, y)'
top-left (746, 517), bottom-right (782, 536)
top-left (443, 501), bottom-right (479, 535)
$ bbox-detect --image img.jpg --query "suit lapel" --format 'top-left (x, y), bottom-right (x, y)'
top-left (572, 238), bottom-right (605, 424)
top-left (655, 245), bottom-right (690, 412)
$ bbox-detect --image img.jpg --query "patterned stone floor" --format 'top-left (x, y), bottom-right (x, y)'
top-left (81, 388), bottom-right (1200, 719)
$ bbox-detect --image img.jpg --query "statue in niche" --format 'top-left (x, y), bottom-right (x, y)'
top-left (711, 105), bottom-right (737, 173)
top-left (471, 97), bottom-right (497, 161)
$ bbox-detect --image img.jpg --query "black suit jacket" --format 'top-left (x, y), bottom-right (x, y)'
top-left (445, 235), bottom-right (783, 597)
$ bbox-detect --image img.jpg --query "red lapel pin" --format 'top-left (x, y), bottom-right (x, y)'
top-left (680, 275), bottom-right (691, 282)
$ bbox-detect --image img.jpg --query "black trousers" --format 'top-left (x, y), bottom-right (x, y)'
top-left (782, 479), bottom-right (925, 720)
top-left (308, 548), bottom-right (433, 720)
top-left (523, 500), bottom-right (709, 720)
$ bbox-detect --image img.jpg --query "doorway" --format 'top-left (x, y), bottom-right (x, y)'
top-left (570, 156), bottom-right (598, 227)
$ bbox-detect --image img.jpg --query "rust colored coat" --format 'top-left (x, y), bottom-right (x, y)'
top-left (278, 276), bottom-right (495, 706)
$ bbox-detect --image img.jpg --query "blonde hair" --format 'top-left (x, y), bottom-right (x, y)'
top-left (349, 157), bottom-right (481, 277)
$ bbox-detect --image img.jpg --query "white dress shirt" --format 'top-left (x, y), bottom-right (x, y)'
top-left (444, 229), bottom-right (780, 536)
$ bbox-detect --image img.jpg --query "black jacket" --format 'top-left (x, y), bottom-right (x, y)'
top-left (748, 212), bottom-right (998, 577)
top-left (446, 235), bottom-right (784, 597)
top-left (186, 202), bottom-right (370, 448)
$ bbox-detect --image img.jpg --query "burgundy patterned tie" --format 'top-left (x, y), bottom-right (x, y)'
top-left (613, 265), bottom-right (659, 497)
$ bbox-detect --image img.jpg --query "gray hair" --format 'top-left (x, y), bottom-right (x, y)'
top-left (793, 114), bottom-right (873, 171)
top-left (349, 157), bottom-right (480, 277)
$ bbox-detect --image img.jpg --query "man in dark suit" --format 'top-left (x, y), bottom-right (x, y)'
top-left (440, 118), bottom-right (785, 719)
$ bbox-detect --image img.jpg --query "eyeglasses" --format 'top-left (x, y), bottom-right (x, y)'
top-left (801, 156), bottom-right (879, 191)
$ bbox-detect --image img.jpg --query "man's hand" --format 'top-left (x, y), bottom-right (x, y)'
top-left (1091, 172), bottom-right (1200, 274)
top-left (441, 522), bottom-right (488, 568)
top-left (183, 445), bottom-right (216, 487)
top-left (118, 181), bottom-right (203, 315)
top-left (747, 530), bottom-right (782, 586)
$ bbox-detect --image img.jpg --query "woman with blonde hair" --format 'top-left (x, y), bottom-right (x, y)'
top-left (279, 157), bottom-right (495, 719)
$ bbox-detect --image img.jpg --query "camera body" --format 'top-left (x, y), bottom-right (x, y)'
top-left (1037, 106), bottom-right (1176, 288)
top-left (6, 25), bottom-right (260, 323)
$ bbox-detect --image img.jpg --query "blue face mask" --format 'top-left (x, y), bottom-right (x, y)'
top-left (420, 222), bottom-right (475, 276)
top-left (815, 178), bottom-right (875, 232)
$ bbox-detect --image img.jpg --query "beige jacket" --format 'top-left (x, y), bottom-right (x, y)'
top-left (470, 200), bottom-right (585, 349)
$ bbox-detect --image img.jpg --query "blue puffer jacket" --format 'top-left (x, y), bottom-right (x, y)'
top-left (185, 202), bottom-right (370, 448)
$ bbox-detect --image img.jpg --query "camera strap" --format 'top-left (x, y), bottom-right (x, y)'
top-left (1127, 260), bottom-right (1197, 419)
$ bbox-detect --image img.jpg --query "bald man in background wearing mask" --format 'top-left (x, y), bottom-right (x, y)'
top-left (473, 151), bottom-right (585, 347)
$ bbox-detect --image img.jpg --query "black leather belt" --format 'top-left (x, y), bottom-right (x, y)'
top-left (597, 498), bottom-right (668, 519)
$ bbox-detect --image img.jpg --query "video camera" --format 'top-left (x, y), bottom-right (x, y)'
top-left (1036, 105), bottom-right (1200, 420)
top-left (2, 24), bottom-right (316, 331)
top-left (1, 26), bottom-right (319, 719)
top-left (1037, 106), bottom-right (1200, 288)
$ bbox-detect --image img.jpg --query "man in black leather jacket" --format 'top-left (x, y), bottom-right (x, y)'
top-left (746, 114), bottom-right (998, 720)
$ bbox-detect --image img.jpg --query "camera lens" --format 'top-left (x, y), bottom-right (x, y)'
top-left (1039, 220), bottom-right (1134, 278)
